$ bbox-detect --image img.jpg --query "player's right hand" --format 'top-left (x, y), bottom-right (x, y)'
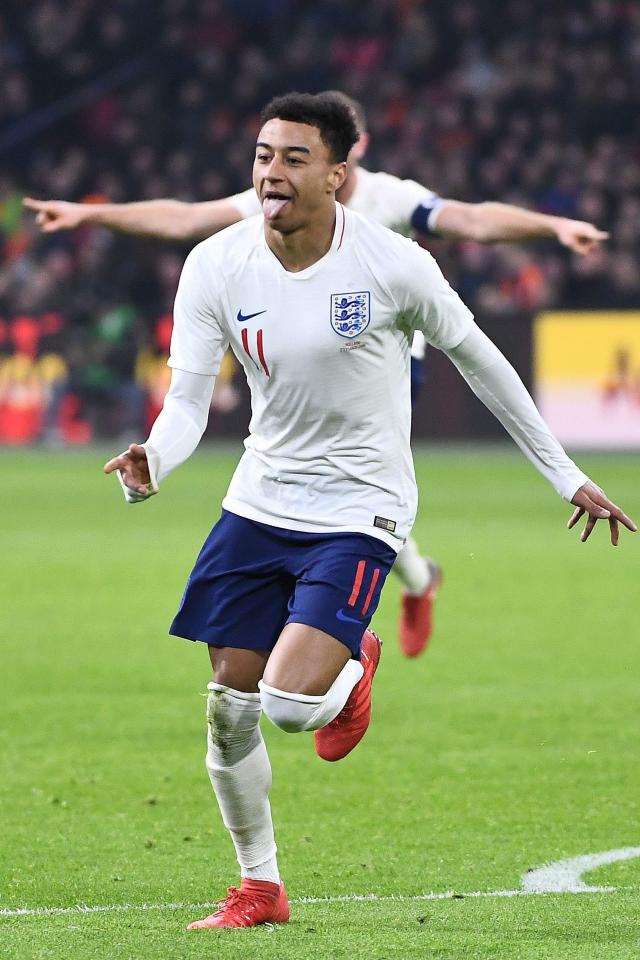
top-left (104, 443), bottom-right (157, 502)
top-left (23, 197), bottom-right (88, 232)
top-left (568, 481), bottom-right (636, 545)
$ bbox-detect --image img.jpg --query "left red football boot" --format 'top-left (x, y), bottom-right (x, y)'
top-left (187, 879), bottom-right (290, 929)
top-left (314, 629), bottom-right (382, 762)
top-left (399, 558), bottom-right (442, 658)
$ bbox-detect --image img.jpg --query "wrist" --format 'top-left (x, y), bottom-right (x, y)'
top-left (544, 214), bottom-right (567, 239)
top-left (81, 204), bottom-right (112, 226)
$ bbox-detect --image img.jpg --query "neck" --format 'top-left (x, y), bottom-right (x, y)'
top-left (264, 201), bottom-right (337, 273)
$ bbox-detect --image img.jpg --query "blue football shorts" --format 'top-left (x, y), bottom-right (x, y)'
top-left (411, 355), bottom-right (426, 407)
top-left (169, 509), bottom-right (397, 657)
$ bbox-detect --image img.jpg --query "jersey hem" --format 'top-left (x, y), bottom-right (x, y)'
top-left (221, 496), bottom-right (403, 552)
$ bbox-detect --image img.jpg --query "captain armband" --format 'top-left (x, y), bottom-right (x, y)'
top-left (410, 197), bottom-right (445, 235)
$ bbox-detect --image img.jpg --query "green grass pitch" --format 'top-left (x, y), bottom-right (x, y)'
top-left (1, 445), bottom-right (639, 959)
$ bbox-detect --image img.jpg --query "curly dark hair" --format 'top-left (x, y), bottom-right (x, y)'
top-left (260, 92), bottom-right (360, 163)
top-left (322, 90), bottom-right (367, 137)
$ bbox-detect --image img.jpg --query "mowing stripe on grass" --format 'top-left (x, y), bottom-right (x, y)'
top-left (3, 846), bottom-right (639, 918)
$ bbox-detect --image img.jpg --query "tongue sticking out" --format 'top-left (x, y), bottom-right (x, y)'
top-left (263, 196), bottom-right (290, 221)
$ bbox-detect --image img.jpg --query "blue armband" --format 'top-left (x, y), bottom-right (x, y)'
top-left (410, 198), bottom-right (444, 235)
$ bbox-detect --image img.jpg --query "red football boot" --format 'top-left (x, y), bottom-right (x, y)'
top-left (314, 629), bottom-right (382, 762)
top-left (399, 558), bottom-right (442, 658)
top-left (187, 879), bottom-right (290, 929)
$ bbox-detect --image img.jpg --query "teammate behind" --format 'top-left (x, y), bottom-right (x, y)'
top-left (104, 92), bottom-right (633, 930)
top-left (24, 93), bottom-right (609, 659)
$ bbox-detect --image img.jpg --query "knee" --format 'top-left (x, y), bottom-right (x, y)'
top-left (259, 680), bottom-right (324, 733)
top-left (205, 683), bottom-right (262, 767)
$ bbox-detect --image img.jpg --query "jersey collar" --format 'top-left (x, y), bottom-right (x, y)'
top-left (262, 202), bottom-right (347, 280)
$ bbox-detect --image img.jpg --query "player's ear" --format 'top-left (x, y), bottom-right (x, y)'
top-left (329, 161), bottom-right (347, 194)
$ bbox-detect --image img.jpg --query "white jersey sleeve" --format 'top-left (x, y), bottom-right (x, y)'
top-left (445, 325), bottom-right (589, 501)
top-left (118, 239), bottom-right (230, 498)
top-left (226, 187), bottom-right (262, 219)
top-left (168, 241), bottom-right (229, 376)
top-left (388, 238), bottom-right (474, 350)
top-left (348, 168), bottom-right (444, 235)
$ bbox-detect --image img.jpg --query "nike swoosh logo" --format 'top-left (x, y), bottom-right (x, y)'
top-left (336, 608), bottom-right (364, 624)
top-left (237, 309), bottom-right (267, 323)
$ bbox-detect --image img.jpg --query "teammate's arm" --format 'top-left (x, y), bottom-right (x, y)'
top-left (432, 200), bottom-right (608, 255)
top-left (444, 324), bottom-right (636, 544)
top-left (23, 197), bottom-right (245, 241)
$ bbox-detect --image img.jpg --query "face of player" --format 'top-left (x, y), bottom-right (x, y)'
top-left (253, 119), bottom-right (347, 233)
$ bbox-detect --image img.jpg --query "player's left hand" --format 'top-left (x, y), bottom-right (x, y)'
top-left (568, 481), bottom-right (636, 545)
top-left (104, 443), bottom-right (158, 502)
top-left (555, 219), bottom-right (609, 255)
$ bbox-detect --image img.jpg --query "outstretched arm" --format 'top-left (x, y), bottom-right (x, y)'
top-left (23, 196), bottom-right (247, 241)
top-left (444, 325), bottom-right (636, 544)
top-left (433, 200), bottom-right (608, 255)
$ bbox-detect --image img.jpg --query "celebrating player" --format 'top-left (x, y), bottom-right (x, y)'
top-left (24, 93), bottom-right (609, 659)
top-left (104, 93), bottom-right (634, 930)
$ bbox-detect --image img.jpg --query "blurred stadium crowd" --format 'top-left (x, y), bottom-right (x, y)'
top-left (1, 0), bottom-right (639, 442)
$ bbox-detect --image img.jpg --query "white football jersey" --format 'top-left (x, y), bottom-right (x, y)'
top-left (170, 204), bottom-right (472, 548)
top-left (228, 168), bottom-right (442, 362)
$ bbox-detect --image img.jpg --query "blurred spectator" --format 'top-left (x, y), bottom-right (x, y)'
top-left (41, 303), bottom-right (146, 445)
top-left (1, 0), bottom-right (639, 440)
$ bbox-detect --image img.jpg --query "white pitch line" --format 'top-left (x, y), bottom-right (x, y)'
top-left (0, 887), bottom-right (626, 919)
top-left (522, 846), bottom-right (640, 894)
top-left (3, 846), bottom-right (639, 919)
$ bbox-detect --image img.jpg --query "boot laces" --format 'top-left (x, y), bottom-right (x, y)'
top-left (216, 884), bottom-right (274, 918)
top-left (216, 887), bottom-right (243, 913)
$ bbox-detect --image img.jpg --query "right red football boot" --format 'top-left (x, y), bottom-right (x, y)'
top-left (314, 628), bottom-right (382, 762)
top-left (187, 878), bottom-right (290, 929)
top-left (399, 558), bottom-right (442, 658)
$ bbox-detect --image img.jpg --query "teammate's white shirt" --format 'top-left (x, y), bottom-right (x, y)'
top-left (169, 203), bottom-right (473, 548)
top-left (229, 169), bottom-right (442, 361)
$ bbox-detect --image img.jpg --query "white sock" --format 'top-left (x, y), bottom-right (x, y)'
top-left (392, 536), bottom-right (430, 595)
top-left (242, 855), bottom-right (280, 884)
top-left (259, 658), bottom-right (364, 732)
top-left (205, 683), bottom-right (279, 880)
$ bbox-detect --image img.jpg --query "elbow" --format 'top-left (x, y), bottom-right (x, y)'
top-left (163, 201), bottom-right (198, 241)
top-left (439, 202), bottom-right (495, 244)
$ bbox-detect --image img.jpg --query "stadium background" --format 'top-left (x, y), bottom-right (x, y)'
top-left (1, 0), bottom-right (639, 446)
top-left (3, 4), bottom-right (640, 958)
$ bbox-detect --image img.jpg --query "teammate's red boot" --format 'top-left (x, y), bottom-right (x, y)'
top-left (187, 879), bottom-right (290, 929)
top-left (399, 558), bottom-right (442, 658)
top-left (314, 629), bottom-right (382, 762)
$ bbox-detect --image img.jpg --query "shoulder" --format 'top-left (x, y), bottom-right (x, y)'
top-left (186, 216), bottom-right (264, 273)
top-left (356, 167), bottom-right (436, 202)
top-left (347, 207), bottom-right (426, 262)
top-left (176, 217), bottom-right (264, 311)
top-left (194, 214), bottom-right (263, 257)
top-left (345, 210), bottom-right (442, 303)
top-left (348, 208), bottom-right (455, 295)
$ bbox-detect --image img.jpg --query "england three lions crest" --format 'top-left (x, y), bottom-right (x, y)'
top-left (330, 291), bottom-right (371, 339)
